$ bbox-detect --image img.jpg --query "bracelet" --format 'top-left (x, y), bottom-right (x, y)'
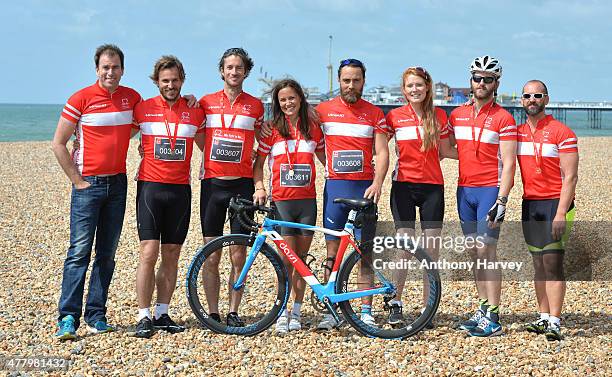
top-left (255, 187), bottom-right (266, 191)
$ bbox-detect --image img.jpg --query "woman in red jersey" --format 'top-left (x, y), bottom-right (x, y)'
top-left (385, 67), bottom-right (457, 327)
top-left (253, 79), bottom-right (325, 333)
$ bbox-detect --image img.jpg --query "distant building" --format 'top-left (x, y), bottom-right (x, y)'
top-left (434, 82), bottom-right (450, 100)
top-left (361, 86), bottom-right (406, 104)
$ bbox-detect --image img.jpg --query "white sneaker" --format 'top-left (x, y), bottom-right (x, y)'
top-left (288, 313), bottom-right (302, 331)
top-left (275, 314), bottom-right (288, 333)
top-left (360, 313), bottom-right (376, 326)
top-left (317, 313), bottom-right (339, 330)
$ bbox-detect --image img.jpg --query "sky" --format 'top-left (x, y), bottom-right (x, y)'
top-left (2, 0), bottom-right (611, 104)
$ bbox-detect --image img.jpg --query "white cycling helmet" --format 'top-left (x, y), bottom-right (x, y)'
top-left (470, 55), bottom-right (502, 78)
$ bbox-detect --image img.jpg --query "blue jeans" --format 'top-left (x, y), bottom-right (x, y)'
top-left (57, 174), bottom-right (127, 328)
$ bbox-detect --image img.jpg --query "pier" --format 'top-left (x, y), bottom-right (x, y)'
top-left (376, 103), bottom-right (611, 129)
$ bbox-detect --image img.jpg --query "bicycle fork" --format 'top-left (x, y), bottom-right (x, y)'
top-left (232, 233), bottom-right (266, 291)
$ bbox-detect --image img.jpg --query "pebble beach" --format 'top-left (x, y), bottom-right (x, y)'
top-left (0, 137), bottom-right (610, 376)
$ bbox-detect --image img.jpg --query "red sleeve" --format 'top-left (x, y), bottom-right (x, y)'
top-left (436, 108), bottom-right (449, 139)
top-left (499, 111), bottom-right (517, 141)
top-left (257, 132), bottom-right (273, 156)
top-left (254, 100), bottom-right (264, 130)
top-left (557, 125), bottom-right (578, 153)
top-left (133, 90), bottom-right (143, 105)
top-left (447, 109), bottom-right (458, 132)
top-left (195, 108), bottom-right (206, 134)
top-left (61, 91), bottom-right (83, 124)
top-left (373, 107), bottom-right (388, 134)
top-left (311, 123), bottom-right (325, 151)
top-left (384, 111), bottom-right (396, 136)
top-left (131, 101), bottom-right (143, 129)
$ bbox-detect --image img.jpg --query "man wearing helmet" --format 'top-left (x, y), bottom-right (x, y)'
top-left (448, 55), bottom-right (517, 337)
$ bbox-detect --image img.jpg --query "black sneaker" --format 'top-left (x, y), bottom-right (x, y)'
top-left (134, 317), bottom-right (154, 338)
top-left (545, 322), bottom-right (562, 341)
top-left (387, 304), bottom-right (404, 325)
top-left (153, 314), bottom-right (185, 334)
top-left (227, 312), bottom-right (245, 327)
top-left (525, 318), bottom-right (549, 334)
top-left (209, 313), bottom-right (221, 323)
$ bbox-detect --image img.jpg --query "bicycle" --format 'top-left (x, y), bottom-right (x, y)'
top-left (186, 197), bottom-right (441, 339)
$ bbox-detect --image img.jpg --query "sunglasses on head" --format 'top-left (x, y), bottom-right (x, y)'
top-left (340, 58), bottom-right (364, 68)
top-left (472, 75), bottom-right (496, 84)
top-left (522, 93), bottom-right (548, 99)
top-left (409, 66), bottom-right (429, 76)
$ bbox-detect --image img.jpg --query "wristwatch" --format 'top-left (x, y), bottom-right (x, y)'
top-left (497, 196), bottom-right (508, 205)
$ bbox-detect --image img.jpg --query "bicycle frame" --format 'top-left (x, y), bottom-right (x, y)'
top-left (233, 210), bottom-right (395, 304)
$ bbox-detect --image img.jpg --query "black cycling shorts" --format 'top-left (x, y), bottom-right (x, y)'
top-left (522, 199), bottom-right (575, 254)
top-left (273, 198), bottom-right (317, 236)
top-left (390, 181), bottom-right (444, 230)
top-left (200, 178), bottom-right (255, 237)
top-left (136, 181), bottom-right (191, 244)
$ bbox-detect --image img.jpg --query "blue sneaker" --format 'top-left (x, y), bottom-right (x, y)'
top-left (469, 316), bottom-right (503, 337)
top-left (459, 309), bottom-right (485, 331)
top-left (87, 320), bottom-right (115, 335)
top-left (56, 315), bottom-right (77, 341)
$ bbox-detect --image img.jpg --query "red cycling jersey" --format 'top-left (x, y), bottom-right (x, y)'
top-left (448, 100), bottom-right (517, 187)
top-left (517, 115), bottom-right (578, 200)
top-left (61, 82), bottom-right (141, 176)
top-left (133, 96), bottom-right (205, 184)
top-left (316, 97), bottom-right (387, 180)
top-left (386, 105), bottom-right (449, 184)
top-left (257, 121), bottom-right (324, 201)
top-left (198, 90), bottom-right (264, 179)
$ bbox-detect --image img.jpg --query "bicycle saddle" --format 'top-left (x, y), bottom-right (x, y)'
top-left (333, 198), bottom-right (374, 210)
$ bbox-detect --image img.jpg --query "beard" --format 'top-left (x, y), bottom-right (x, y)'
top-left (470, 83), bottom-right (495, 100)
top-left (525, 103), bottom-right (545, 116)
top-left (161, 88), bottom-right (180, 102)
top-left (341, 88), bottom-right (362, 104)
top-left (472, 86), bottom-right (495, 100)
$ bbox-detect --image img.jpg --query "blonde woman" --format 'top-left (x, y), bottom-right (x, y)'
top-left (385, 67), bottom-right (456, 327)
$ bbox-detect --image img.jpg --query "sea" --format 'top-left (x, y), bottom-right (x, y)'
top-left (0, 103), bottom-right (610, 142)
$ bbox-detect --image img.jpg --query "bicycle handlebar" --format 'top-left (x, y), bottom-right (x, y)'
top-left (228, 196), bottom-right (274, 232)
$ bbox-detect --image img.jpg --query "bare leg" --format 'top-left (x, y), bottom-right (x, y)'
top-left (392, 227), bottom-right (416, 301)
top-left (155, 244), bottom-right (182, 304)
top-left (532, 254), bottom-right (550, 314)
top-left (324, 239), bottom-right (340, 282)
top-left (228, 244), bottom-right (246, 313)
top-left (422, 228), bottom-right (441, 306)
top-left (471, 242), bottom-right (490, 305)
top-left (136, 240), bottom-right (160, 310)
top-left (543, 253), bottom-right (566, 318)
top-left (291, 235), bottom-right (313, 304)
top-left (201, 236), bottom-right (221, 315)
top-left (481, 243), bottom-right (501, 306)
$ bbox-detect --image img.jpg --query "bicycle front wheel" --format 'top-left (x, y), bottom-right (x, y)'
top-left (186, 234), bottom-right (289, 335)
top-left (336, 247), bottom-right (441, 339)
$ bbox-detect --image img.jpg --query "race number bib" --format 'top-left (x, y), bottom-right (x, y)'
top-left (154, 137), bottom-right (186, 161)
top-left (332, 150), bottom-right (364, 173)
top-left (210, 129), bottom-right (244, 163)
top-left (280, 164), bottom-right (312, 187)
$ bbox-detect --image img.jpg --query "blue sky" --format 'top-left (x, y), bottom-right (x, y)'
top-left (3, 0), bottom-right (611, 104)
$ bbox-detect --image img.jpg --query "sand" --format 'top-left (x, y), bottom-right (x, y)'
top-left (0, 137), bottom-right (609, 376)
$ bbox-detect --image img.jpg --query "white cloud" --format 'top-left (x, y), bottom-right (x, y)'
top-left (60, 9), bottom-right (100, 34)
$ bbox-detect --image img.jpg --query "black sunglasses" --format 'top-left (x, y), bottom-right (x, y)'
top-left (340, 58), bottom-right (364, 68)
top-left (472, 75), bottom-right (496, 84)
top-left (522, 93), bottom-right (548, 99)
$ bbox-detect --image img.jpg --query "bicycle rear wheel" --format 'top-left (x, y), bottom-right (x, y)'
top-left (336, 246), bottom-right (441, 339)
top-left (186, 234), bottom-right (288, 335)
